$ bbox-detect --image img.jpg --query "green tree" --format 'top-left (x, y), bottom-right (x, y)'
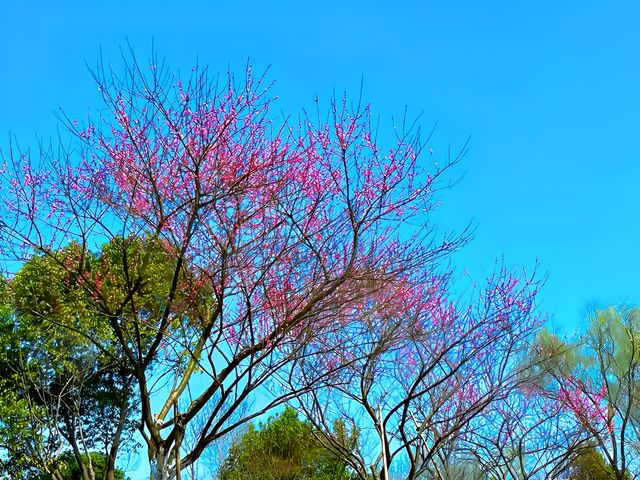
top-left (33, 452), bottom-right (127, 480)
top-left (218, 407), bottom-right (357, 480)
top-left (0, 276), bottom-right (44, 479)
top-left (566, 446), bottom-right (625, 480)
top-left (0, 241), bottom-right (147, 480)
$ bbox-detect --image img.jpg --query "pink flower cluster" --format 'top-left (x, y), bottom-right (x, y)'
top-left (558, 383), bottom-right (611, 433)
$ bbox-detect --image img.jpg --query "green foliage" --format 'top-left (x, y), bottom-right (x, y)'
top-left (0, 240), bottom-right (157, 479)
top-left (588, 306), bottom-right (640, 382)
top-left (94, 236), bottom-right (177, 319)
top-left (32, 452), bottom-right (127, 480)
top-left (0, 276), bottom-right (43, 479)
top-left (531, 307), bottom-right (640, 478)
top-left (218, 407), bottom-right (357, 480)
top-left (10, 237), bottom-right (180, 351)
top-left (0, 235), bottom-right (207, 479)
top-left (532, 327), bottom-right (587, 378)
top-left (567, 447), bottom-right (626, 480)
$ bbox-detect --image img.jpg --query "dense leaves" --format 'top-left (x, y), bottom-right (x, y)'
top-left (0, 244), bottom-right (142, 480)
top-left (34, 452), bottom-right (127, 480)
top-left (218, 407), bottom-right (356, 480)
top-left (566, 447), bottom-right (626, 480)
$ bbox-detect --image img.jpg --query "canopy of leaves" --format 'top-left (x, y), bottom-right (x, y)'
top-left (567, 446), bottom-right (629, 480)
top-left (218, 407), bottom-right (357, 480)
top-left (526, 307), bottom-right (640, 479)
top-left (32, 452), bottom-right (127, 480)
top-left (0, 239), bottom-right (176, 479)
top-left (0, 277), bottom-right (42, 479)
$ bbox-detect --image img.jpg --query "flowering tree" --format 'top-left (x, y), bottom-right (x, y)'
top-left (460, 386), bottom-right (591, 479)
top-left (0, 52), bottom-right (474, 480)
top-left (292, 264), bottom-right (543, 480)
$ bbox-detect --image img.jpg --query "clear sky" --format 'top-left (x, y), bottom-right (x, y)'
top-left (1, 0), bottom-right (639, 477)
top-left (2, 3), bottom-right (639, 339)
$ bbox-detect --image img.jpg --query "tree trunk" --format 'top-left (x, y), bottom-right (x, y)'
top-left (150, 446), bottom-right (171, 480)
top-left (173, 402), bottom-right (182, 480)
top-left (105, 387), bottom-right (128, 480)
top-left (64, 413), bottom-right (93, 480)
top-left (105, 451), bottom-right (117, 480)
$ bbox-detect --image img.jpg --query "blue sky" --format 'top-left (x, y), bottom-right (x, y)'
top-left (2, 1), bottom-right (639, 477)
top-left (2, 1), bottom-right (639, 334)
